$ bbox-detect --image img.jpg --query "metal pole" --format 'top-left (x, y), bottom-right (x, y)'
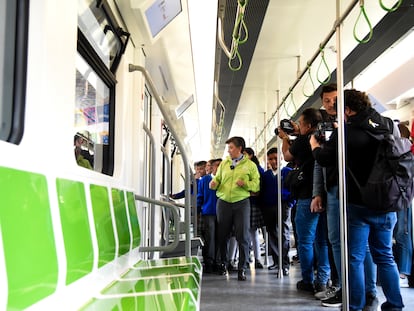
top-left (191, 171), bottom-right (198, 238)
top-left (135, 194), bottom-right (181, 253)
top-left (143, 124), bottom-right (157, 259)
top-left (335, 1), bottom-right (349, 309)
top-left (276, 91), bottom-right (283, 278)
top-left (129, 65), bottom-right (193, 257)
top-left (160, 146), bottom-right (172, 195)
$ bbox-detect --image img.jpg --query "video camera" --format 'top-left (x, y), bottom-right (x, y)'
top-left (274, 119), bottom-right (295, 136)
top-left (313, 121), bottom-right (335, 143)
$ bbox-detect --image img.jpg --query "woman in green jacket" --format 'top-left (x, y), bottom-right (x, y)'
top-left (210, 136), bottom-right (260, 281)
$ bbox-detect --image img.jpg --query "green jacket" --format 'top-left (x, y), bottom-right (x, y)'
top-left (211, 156), bottom-right (260, 203)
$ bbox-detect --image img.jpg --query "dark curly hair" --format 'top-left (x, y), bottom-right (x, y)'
top-left (344, 89), bottom-right (371, 113)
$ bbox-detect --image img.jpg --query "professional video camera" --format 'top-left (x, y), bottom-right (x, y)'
top-left (274, 119), bottom-right (295, 136)
top-left (313, 121), bottom-right (335, 143)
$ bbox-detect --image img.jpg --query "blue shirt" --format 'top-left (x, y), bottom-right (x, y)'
top-left (197, 174), bottom-right (218, 215)
top-left (261, 166), bottom-right (295, 208)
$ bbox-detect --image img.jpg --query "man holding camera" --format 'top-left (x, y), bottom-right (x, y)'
top-left (277, 108), bottom-right (330, 295)
top-left (310, 84), bottom-right (379, 310)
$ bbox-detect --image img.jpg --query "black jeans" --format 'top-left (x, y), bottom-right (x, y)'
top-left (262, 203), bottom-right (291, 269)
top-left (216, 198), bottom-right (250, 270)
top-left (201, 214), bottom-right (217, 266)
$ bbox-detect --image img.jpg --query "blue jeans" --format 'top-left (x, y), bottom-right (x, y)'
top-left (295, 198), bottom-right (330, 285)
top-left (327, 187), bottom-right (377, 295)
top-left (394, 207), bottom-right (413, 275)
top-left (347, 204), bottom-right (403, 311)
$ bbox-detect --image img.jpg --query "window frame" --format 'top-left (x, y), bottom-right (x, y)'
top-left (1, 0), bottom-right (30, 144)
top-left (76, 0), bottom-right (129, 175)
top-left (94, 0), bottom-right (130, 73)
top-left (77, 29), bottom-right (116, 176)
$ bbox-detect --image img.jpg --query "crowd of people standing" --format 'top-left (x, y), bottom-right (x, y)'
top-left (171, 84), bottom-right (412, 311)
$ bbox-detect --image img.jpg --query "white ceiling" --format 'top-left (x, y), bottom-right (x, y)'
top-left (117, 0), bottom-right (411, 162)
top-left (228, 0), bottom-right (398, 153)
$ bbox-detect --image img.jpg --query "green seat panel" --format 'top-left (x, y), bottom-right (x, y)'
top-left (134, 256), bottom-right (202, 271)
top-left (56, 178), bottom-right (94, 284)
top-left (112, 189), bottom-right (130, 255)
top-left (90, 184), bottom-right (116, 267)
top-left (0, 167), bottom-right (58, 309)
top-left (121, 265), bottom-right (200, 284)
top-left (102, 275), bottom-right (199, 299)
top-left (80, 290), bottom-right (197, 311)
top-left (126, 191), bottom-right (140, 248)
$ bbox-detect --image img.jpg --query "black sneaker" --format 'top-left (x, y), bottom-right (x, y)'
top-left (321, 289), bottom-right (342, 308)
top-left (380, 301), bottom-right (403, 311)
top-left (255, 260), bottom-right (264, 269)
top-left (217, 263), bottom-right (228, 276)
top-left (363, 292), bottom-right (379, 311)
top-left (296, 280), bottom-right (315, 293)
top-left (238, 269), bottom-right (247, 281)
top-left (268, 264), bottom-right (278, 270)
top-left (314, 282), bottom-right (327, 294)
top-left (314, 286), bottom-right (340, 300)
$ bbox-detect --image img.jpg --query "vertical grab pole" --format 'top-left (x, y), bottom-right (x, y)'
top-left (129, 65), bottom-right (193, 257)
top-left (262, 112), bottom-right (269, 267)
top-left (191, 172), bottom-right (198, 238)
top-left (143, 124), bottom-right (157, 259)
top-left (276, 91), bottom-right (283, 278)
top-left (160, 146), bottom-right (172, 195)
top-left (335, 1), bottom-right (349, 309)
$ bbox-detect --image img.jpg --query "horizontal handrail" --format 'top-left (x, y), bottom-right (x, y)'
top-left (135, 194), bottom-right (180, 253)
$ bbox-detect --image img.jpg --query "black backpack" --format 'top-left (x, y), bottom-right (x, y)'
top-left (348, 118), bottom-right (414, 213)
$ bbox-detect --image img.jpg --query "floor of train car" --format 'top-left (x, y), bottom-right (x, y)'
top-left (200, 251), bottom-right (414, 311)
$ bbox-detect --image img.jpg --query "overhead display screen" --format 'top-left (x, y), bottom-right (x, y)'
top-left (145, 0), bottom-right (182, 37)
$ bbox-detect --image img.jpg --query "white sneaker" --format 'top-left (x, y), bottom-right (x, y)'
top-left (400, 277), bottom-right (409, 288)
top-left (314, 286), bottom-right (340, 300)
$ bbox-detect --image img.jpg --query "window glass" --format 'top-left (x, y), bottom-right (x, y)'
top-left (75, 53), bottom-right (110, 171)
top-left (78, 0), bottom-right (121, 70)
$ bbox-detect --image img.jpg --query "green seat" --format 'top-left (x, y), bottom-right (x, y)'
top-left (121, 265), bottom-right (200, 285)
top-left (125, 191), bottom-right (140, 249)
top-left (112, 188), bottom-right (131, 255)
top-left (90, 184), bottom-right (117, 267)
top-left (56, 178), bottom-right (94, 285)
top-left (0, 167), bottom-right (58, 310)
top-left (80, 289), bottom-right (197, 311)
top-left (103, 274), bottom-right (199, 298)
top-left (133, 256), bottom-right (202, 271)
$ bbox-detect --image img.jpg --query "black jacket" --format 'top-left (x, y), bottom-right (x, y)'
top-left (313, 107), bottom-right (392, 205)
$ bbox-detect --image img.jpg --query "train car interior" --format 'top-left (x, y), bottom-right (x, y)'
top-left (1, 0), bottom-right (414, 310)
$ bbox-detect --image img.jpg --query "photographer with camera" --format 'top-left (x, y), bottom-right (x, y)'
top-left (310, 89), bottom-right (403, 311)
top-left (277, 108), bottom-right (330, 294)
top-left (310, 85), bottom-right (379, 310)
